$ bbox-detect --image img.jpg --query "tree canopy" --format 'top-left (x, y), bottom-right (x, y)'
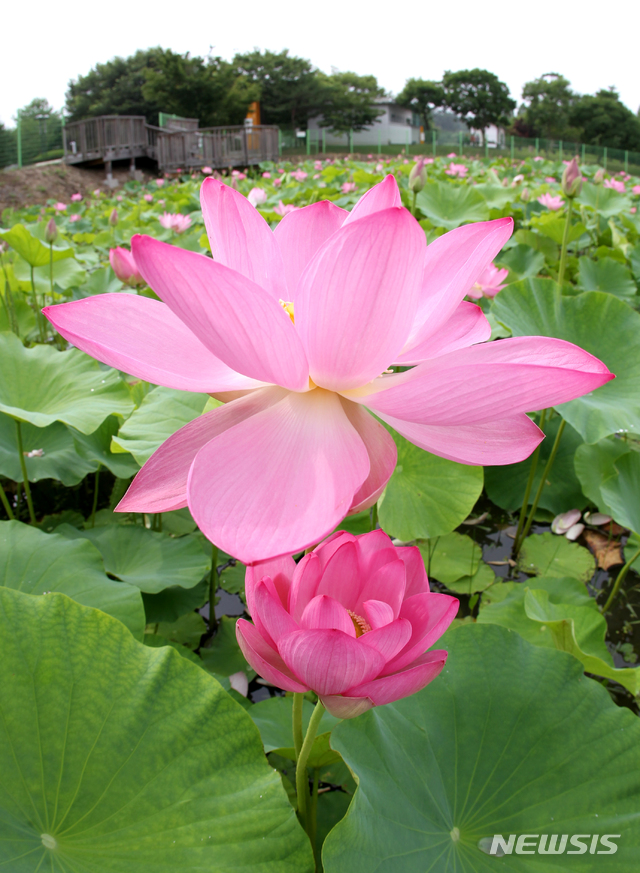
top-left (519, 73), bottom-right (577, 140)
top-left (442, 68), bottom-right (516, 135)
top-left (395, 78), bottom-right (444, 130)
top-left (569, 89), bottom-right (640, 150)
top-left (317, 71), bottom-right (384, 134)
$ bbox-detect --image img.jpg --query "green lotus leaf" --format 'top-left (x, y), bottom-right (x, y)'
top-left (0, 224), bottom-right (74, 267)
top-left (0, 412), bottom-right (95, 485)
top-left (519, 531), bottom-right (595, 581)
top-left (600, 451), bottom-right (640, 534)
top-left (574, 436), bottom-right (631, 514)
top-left (416, 181), bottom-right (489, 230)
top-left (578, 257), bottom-right (637, 300)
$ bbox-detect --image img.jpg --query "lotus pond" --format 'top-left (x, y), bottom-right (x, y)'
top-left (1, 152), bottom-right (640, 872)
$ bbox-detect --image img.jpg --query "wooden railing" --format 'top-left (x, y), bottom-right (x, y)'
top-left (63, 117), bottom-right (279, 170)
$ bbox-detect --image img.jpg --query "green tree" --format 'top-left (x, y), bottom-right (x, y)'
top-left (395, 78), bottom-right (444, 130)
top-left (232, 49), bottom-right (326, 129)
top-left (442, 68), bottom-right (516, 141)
top-left (15, 98), bottom-right (63, 159)
top-left (519, 73), bottom-right (577, 139)
top-left (569, 89), bottom-right (640, 150)
top-left (317, 71), bottom-right (384, 134)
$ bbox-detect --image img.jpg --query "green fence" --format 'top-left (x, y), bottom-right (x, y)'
top-left (0, 115), bottom-right (64, 170)
top-left (278, 128), bottom-right (640, 174)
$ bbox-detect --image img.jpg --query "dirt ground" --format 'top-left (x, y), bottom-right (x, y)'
top-left (0, 162), bottom-right (156, 217)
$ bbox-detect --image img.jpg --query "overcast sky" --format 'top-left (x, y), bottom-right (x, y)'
top-left (2, 0), bottom-right (639, 126)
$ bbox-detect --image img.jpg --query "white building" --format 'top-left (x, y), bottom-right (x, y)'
top-left (307, 100), bottom-right (421, 147)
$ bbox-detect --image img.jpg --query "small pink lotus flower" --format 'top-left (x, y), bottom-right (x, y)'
top-left (144, 194), bottom-right (154, 202)
top-left (68, 214), bottom-right (81, 222)
top-left (117, 195), bottom-right (123, 202)
top-left (278, 168), bottom-right (286, 173)
top-left (158, 199), bottom-right (165, 206)
top-left (537, 193), bottom-right (564, 211)
top-left (604, 178), bottom-right (626, 193)
top-left (342, 182), bottom-right (357, 194)
top-left (466, 263), bottom-right (509, 299)
top-left (511, 174), bottom-right (525, 187)
top-left (544, 176), bottom-right (556, 183)
top-left (232, 170), bottom-right (247, 180)
top-left (632, 185), bottom-right (640, 195)
top-left (291, 170), bottom-right (308, 182)
top-left (93, 189), bottom-right (101, 197)
top-left (236, 530), bottom-right (459, 717)
top-left (71, 193), bottom-right (82, 202)
top-left (533, 156), bottom-right (544, 162)
top-left (202, 167), bottom-right (213, 175)
top-left (273, 201), bottom-right (299, 216)
top-left (159, 212), bottom-right (192, 233)
top-left (247, 187), bottom-right (268, 207)
top-left (262, 171), bottom-right (272, 178)
top-left (445, 163), bottom-right (468, 178)
top-left (314, 161), bottom-right (323, 170)
top-left (375, 163), bottom-right (384, 172)
top-left (313, 174), bottom-right (321, 179)
top-left (44, 218), bottom-right (58, 244)
top-left (631, 207), bottom-right (637, 214)
top-left (54, 202), bottom-right (66, 212)
top-left (109, 247), bottom-right (144, 286)
top-left (273, 177), bottom-right (283, 187)
top-left (44, 176), bottom-right (613, 563)
top-left (447, 152), bottom-right (457, 158)
top-left (156, 179), bottom-right (165, 187)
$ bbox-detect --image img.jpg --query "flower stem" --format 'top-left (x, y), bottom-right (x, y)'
top-left (292, 692), bottom-right (304, 759)
top-left (15, 420), bottom-right (36, 524)
top-left (601, 548), bottom-right (640, 614)
top-left (557, 197), bottom-right (574, 293)
top-left (370, 502), bottom-right (378, 532)
top-left (295, 701), bottom-right (325, 843)
top-left (0, 480), bottom-right (14, 520)
top-left (513, 409), bottom-right (548, 554)
top-left (208, 543), bottom-right (219, 633)
top-left (519, 418), bottom-right (566, 547)
top-left (49, 242), bottom-right (54, 302)
top-left (310, 768), bottom-right (320, 867)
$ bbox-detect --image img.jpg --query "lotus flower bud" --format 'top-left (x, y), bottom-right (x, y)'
top-left (109, 247), bottom-right (144, 286)
top-left (562, 158), bottom-right (583, 198)
top-left (408, 157), bottom-right (428, 193)
top-left (44, 217), bottom-right (58, 244)
top-left (594, 168), bottom-right (605, 185)
top-left (108, 208), bottom-right (119, 227)
top-left (520, 187), bottom-right (531, 202)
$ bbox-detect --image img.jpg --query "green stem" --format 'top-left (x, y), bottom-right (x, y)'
top-left (513, 409), bottom-right (548, 553)
top-left (557, 197), bottom-right (574, 292)
top-left (49, 242), bottom-right (54, 302)
top-left (295, 701), bottom-right (325, 840)
top-left (411, 189), bottom-right (417, 218)
top-left (601, 547), bottom-right (640, 614)
top-left (0, 480), bottom-right (15, 520)
top-left (30, 266), bottom-right (45, 343)
top-left (292, 692), bottom-right (304, 760)
top-left (310, 768), bottom-right (320, 867)
top-left (370, 502), bottom-right (378, 532)
top-left (90, 465), bottom-right (101, 527)
top-left (15, 420), bottom-right (36, 524)
top-left (208, 543), bottom-right (219, 632)
top-left (519, 419), bottom-right (566, 546)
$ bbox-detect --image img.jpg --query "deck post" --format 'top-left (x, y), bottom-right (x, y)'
top-left (242, 127), bottom-right (248, 166)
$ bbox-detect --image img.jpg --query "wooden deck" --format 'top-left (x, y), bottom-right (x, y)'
top-left (63, 116), bottom-right (279, 171)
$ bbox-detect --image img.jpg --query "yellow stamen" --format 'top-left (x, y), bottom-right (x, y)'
top-left (348, 610), bottom-right (372, 637)
top-left (279, 299), bottom-right (295, 323)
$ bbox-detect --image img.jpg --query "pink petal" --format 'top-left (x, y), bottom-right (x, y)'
top-left (340, 398), bottom-right (397, 514)
top-left (43, 295), bottom-right (261, 393)
top-left (246, 555), bottom-right (295, 616)
top-left (360, 618), bottom-right (412, 661)
top-left (131, 235), bottom-right (309, 392)
top-left (187, 388), bottom-right (371, 563)
top-left (273, 201), bottom-right (348, 297)
top-left (376, 412), bottom-right (545, 465)
top-left (362, 337), bottom-right (614, 426)
top-left (278, 629), bottom-right (386, 696)
top-left (236, 620), bottom-right (308, 692)
top-left (403, 218), bottom-right (513, 353)
top-left (316, 541), bottom-right (361, 608)
top-left (343, 175), bottom-right (401, 225)
top-left (252, 578), bottom-right (299, 645)
top-left (382, 593), bottom-right (458, 675)
top-left (346, 650), bottom-right (447, 705)
top-left (295, 208), bottom-right (425, 391)
top-left (354, 559), bottom-right (406, 618)
top-left (200, 177), bottom-right (286, 299)
top-left (288, 552), bottom-right (323, 622)
top-left (319, 694), bottom-right (374, 719)
top-left (300, 595), bottom-right (355, 636)
top-left (118, 387), bottom-right (286, 513)
top-left (314, 531), bottom-right (357, 571)
top-left (362, 599), bottom-right (394, 629)
top-left (396, 547), bottom-right (430, 598)
top-left (396, 302), bottom-right (491, 365)
top-left (352, 530), bottom-right (398, 577)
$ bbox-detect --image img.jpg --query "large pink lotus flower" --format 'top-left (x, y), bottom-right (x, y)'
top-left (109, 247), bottom-right (144, 286)
top-left (604, 178), bottom-right (626, 193)
top-left (466, 263), bottom-right (509, 299)
top-left (43, 176), bottom-right (613, 563)
top-left (237, 530), bottom-right (458, 717)
top-left (537, 193), bottom-right (564, 211)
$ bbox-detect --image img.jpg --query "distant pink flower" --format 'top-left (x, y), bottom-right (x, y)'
top-left (202, 167), bottom-right (213, 175)
top-left (159, 212), bottom-right (192, 233)
top-left (545, 176), bottom-right (556, 183)
top-left (447, 152), bottom-right (457, 158)
top-left (466, 263), bottom-right (509, 299)
top-left (237, 530), bottom-right (458, 717)
top-left (291, 170), bottom-right (308, 182)
top-left (44, 175), bottom-right (613, 562)
top-left (176, 168), bottom-right (183, 174)
top-left (93, 189), bottom-right (101, 197)
top-left (511, 174), bottom-right (525, 186)
top-left (278, 168), bottom-right (286, 173)
top-left (156, 179), bottom-right (165, 187)
top-left (342, 182), bottom-right (357, 193)
top-left (537, 193), bottom-right (564, 211)
top-left (314, 161), bottom-right (323, 170)
top-left (68, 214), bottom-right (81, 222)
top-left (376, 163), bottom-right (384, 172)
top-left (445, 163), bottom-right (468, 178)
top-left (604, 178), bottom-right (626, 192)
top-left (273, 177), bottom-right (283, 187)
top-left (232, 170), bottom-right (247, 180)
top-left (117, 196), bottom-right (123, 202)
top-left (632, 207), bottom-right (637, 214)
top-left (158, 199), bottom-right (165, 206)
top-left (273, 201), bottom-right (300, 216)
top-left (71, 193), bottom-right (82, 202)
top-left (262, 171), bottom-right (272, 178)
top-left (313, 174), bottom-right (321, 179)
top-left (247, 187), bottom-right (268, 207)
top-left (54, 202), bottom-right (66, 212)
top-left (533, 156), bottom-right (544, 162)
top-left (109, 247), bottom-right (144, 286)
top-left (144, 194), bottom-right (154, 202)
top-left (632, 185), bottom-right (640, 195)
